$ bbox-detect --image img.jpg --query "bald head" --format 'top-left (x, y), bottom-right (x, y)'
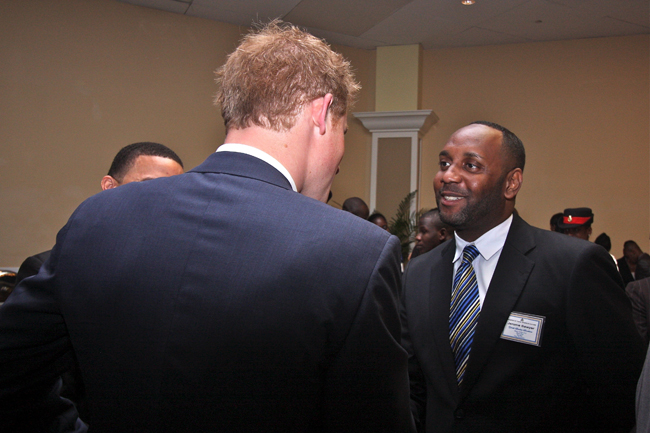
top-left (342, 197), bottom-right (370, 220)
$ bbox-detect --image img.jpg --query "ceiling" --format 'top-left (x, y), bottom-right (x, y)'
top-left (116, 0), bottom-right (650, 49)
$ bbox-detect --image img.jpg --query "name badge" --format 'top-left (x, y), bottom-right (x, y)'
top-left (500, 312), bottom-right (545, 347)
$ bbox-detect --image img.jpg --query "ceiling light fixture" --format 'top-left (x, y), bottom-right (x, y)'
top-left (461, 0), bottom-right (475, 4)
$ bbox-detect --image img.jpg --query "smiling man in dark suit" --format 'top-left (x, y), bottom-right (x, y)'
top-left (0, 22), bottom-right (413, 432)
top-left (401, 121), bottom-right (645, 433)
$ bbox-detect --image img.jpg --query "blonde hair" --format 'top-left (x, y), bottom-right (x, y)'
top-left (215, 20), bottom-right (360, 132)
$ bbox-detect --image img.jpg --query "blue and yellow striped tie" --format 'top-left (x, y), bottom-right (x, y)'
top-left (449, 244), bottom-right (481, 385)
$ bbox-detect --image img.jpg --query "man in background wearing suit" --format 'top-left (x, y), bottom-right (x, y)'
top-left (0, 22), bottom-right (413, 432)
top-left (619, 240), bottom-right (645, 286)
top-left (401, 121), bottom-right (644, 432)
top-left (626, 253), bottom-right (650, 346)
top-left (14, 141), bottom-right (184, 285)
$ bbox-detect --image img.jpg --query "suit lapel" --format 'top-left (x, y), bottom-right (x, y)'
top-left (459, 215), bottom-right (536, 400)
top-left (428, 240), bottom-right (460, 401)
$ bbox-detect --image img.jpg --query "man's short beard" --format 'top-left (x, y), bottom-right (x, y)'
top-left (437, 173), bottom-right (507, 231)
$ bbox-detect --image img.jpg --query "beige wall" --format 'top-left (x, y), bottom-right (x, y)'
top-left (376, 44), bottom-right (421, 111)
top-left (328, 46), bottom-right (376, 209)
top-left (1, 0), bottom-right (241, 266)
top-left (0, 0), bottom-right (375, 266)
top-left (418, 35), bottom-right (649, 256)
top-left (2, 0), bottom-right (648, 265)
top-left (376, 137), bottom-right (412, 220)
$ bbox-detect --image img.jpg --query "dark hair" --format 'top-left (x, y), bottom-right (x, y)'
top-left (368, 213), bottom-right (386, 223)
top-left (636, 253), bottom-right (650, 280)
top-left (107, 142), bottom-right (183, 182)
top-left (342, 197), bottom-right (369, 219)
top-left (470, 121), bottom-right (525, 172)
top-left (624, 240), bottom-right (641, 250)
top-left (420, 208), bottom-right (452, 232)
top-left (550, 212), bottom-right (564, 232)
top-left (420, 208), bottom-right (440, 221)
top-left (594, 233), bottom-right (611, 252)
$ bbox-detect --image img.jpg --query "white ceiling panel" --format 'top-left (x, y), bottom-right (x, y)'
top-left (283, 0), bottom-right (414, 37)
top-left (431, 25), bottom-right (532, 49)
top-left (361, 0), bottom-right (534, 48)
top-left (117, 0), bottom-right (190, 14)
top-left (185, 4), bottom-right (258, 26)
top-left (186, 0), bottom-right (300, 20)
top-left (480, 0), bottom-right (649, 42)
top-left (112, 0), bottom-right (650, 49)
top-left (306, 27), bottom-right (388, 50)
top-left (548, 0), bottom-right (650, 28)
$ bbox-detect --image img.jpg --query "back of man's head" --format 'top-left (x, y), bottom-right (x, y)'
top-left (594, 233), bottom-right (612, 252)
top-left (214, 20), bottom-right (360, 132)
top-left (342, 197), bottom-right (370, 220)
top-left (550, 212), bottom-right (564, 232)
top-left (107, 142), bottom-right (183, 183)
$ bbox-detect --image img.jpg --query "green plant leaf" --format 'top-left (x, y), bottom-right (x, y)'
top-left (388, 190), bottom-right (426, 263)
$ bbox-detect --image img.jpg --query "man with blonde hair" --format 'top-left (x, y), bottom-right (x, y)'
top-left (0, 22), bottom-right (413, 432)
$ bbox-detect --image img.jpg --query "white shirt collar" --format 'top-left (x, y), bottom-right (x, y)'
top-left (216, 143), bottom-right (297, 192)
top-left (453, 214), bottom-right (514, 264)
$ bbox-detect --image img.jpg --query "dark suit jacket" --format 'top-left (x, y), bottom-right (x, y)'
top-left (15, 249), bottom-right (51, 285)
top-left (0, 151), bottom-right (414, 432)
top-left (401, 215), bottom-right (645, 433)
top-left (626, 277), bottom-right (650, 346)
top-left (618, 257), bottom-right (635, 286)
top-left (636, 344), bottom-right (650, 433)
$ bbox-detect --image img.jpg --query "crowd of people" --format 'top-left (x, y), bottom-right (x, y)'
top-left (1, 20), bottom-right (648, 433)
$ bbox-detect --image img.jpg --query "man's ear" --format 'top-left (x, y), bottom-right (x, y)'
top-left (101, 175), bottom-right (119, 190)
top-left (504, 168), bottom-right (523, 200)
top-left (438, 228), bottom-right (447, 242)
top-left (312, 93), bottom-right (334, 136)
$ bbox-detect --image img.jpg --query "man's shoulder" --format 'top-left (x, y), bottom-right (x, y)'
top-left (315, 201), bottom-right (395, 243)
top-left (511, 217), bottom-right (621, 283)
top-left (16, 250), bottom-right (52, 284)
top-left (627, 277), bottom-right (650, 293)
top-left (510, 216), bottom-right (594, 253)
top-left (404, 241), bottom-right (453, 278)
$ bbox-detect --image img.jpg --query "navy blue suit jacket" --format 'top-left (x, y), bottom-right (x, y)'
top-left (401, 215), bottom-right (645, 433)
top-left (0, 151), bottom-right (414, 432)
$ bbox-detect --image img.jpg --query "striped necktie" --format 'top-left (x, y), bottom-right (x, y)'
top-left (449, 244), bottom-right (481, 385)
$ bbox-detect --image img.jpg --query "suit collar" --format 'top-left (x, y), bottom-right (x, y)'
top-left (190, 151), bottom-right (293, 191)
top-left (216, 144), bottom-right (297, 191)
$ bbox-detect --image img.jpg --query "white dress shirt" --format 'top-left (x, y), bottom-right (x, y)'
top-left (217, 143), bottom-right (297, 192)
top-left (453, 214), bottom-right (513, 307)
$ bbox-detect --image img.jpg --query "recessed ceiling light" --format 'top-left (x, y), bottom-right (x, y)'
top-left (462, 0), bottom-right (475, 4)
